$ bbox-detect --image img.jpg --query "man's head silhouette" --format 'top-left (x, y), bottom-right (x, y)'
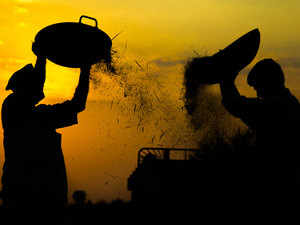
top-left (6, 64), bottom-right (45, 105)
top-left (247, 58), bottom-right (285, 98)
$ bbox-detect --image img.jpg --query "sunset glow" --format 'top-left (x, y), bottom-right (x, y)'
top-left (1, 0), bottom-right (300, 202)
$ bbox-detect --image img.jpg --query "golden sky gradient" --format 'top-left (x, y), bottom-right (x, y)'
top-left (1, 0), bottom-right (300, 202)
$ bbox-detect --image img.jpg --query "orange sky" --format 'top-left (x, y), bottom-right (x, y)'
top-left (1, 0), bottom-right (300, 202)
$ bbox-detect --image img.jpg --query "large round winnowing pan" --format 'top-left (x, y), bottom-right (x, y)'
top-left (186, 29), bottom-right (260, 84)
top-left (34, 16), bottom-right (112, 68)
top-left (212, 28), bottom-right (260, 74)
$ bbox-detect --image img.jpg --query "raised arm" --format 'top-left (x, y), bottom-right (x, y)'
top-left (220, 73), bottom-right (241, 103)
top-left (32, 42), bottom-right (46, 89)
top-left (32, 65), bottom-right (92, 129)
top-left (34, 56), bottom-right (46, 88)
top-left (220, 71), bottom-right (244, 116)
top-left (70, 65), bottom-right (91, 113)
top-left (219, 71), bottom-right (260, 129)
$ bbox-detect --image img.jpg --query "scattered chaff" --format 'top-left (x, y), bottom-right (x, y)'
top-left (159, 130), bottom-right (166, 141)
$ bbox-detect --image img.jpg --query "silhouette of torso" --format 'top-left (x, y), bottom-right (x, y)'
top-left (223, 88), bottom-right (300, 202)
top-left (221, 87), bottom-right (300, 206)
top-left (1, 93), bottom-right (78, 208)
top-left (223, 88), bottom-right (300, 159)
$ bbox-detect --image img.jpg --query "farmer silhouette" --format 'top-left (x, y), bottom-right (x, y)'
top-left (220, 58), bottom-right (300, 203)
top-left (1, 42), bottom-right (92, 208)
